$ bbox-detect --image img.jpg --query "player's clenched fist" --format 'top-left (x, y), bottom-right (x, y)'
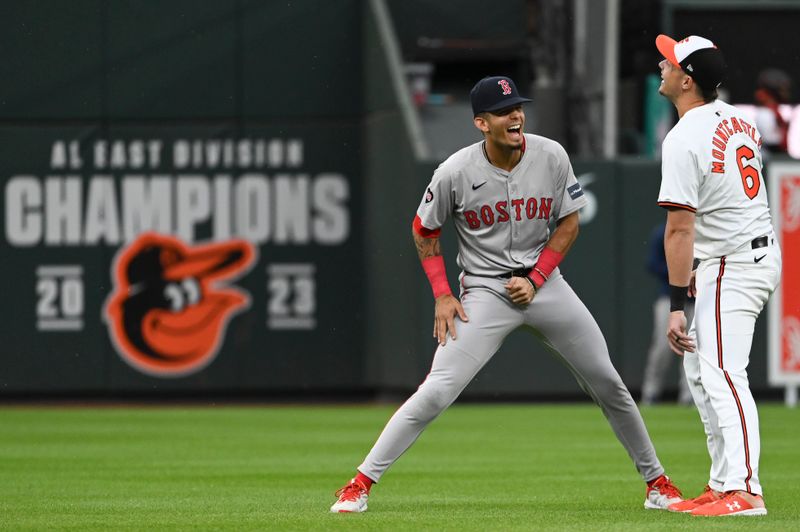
top-left (505, 276), bottom-right (535, 305)
top-left (433, 294), bottom-right (468, 345)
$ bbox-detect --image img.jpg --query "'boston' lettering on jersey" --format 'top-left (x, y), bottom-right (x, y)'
top-left (464, 196), bottom-right (553, 229)
top-left (416, 132), bottom-right (584, 277)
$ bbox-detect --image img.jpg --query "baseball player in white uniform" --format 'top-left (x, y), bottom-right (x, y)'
top-left (655, 35), bottom-right (781, 517)
top-left (331, 76), bottom-right (683, 513)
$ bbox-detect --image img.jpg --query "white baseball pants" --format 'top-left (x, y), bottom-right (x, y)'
top-left (683, 237), bottom-right (781, 496)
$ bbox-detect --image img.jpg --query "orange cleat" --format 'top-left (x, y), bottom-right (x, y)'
top-left (330, 478), bottom-right (370, 513)
top-left (668, 485), bottom-right (723, 513)
top-left (644, 475), bottom-right (683, 510)
top-left (690, 491), bottom-right (767, 517)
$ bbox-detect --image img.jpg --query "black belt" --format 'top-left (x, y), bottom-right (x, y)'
top-left (464, 268), bottom-right (531, 279)
top-left (693, 236), bottom-right (770, 270)
top-left (498, 268), bottom-right (532, 279)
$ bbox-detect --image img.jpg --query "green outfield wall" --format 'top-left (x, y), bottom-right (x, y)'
top-left (0, 1), bottom-right (774, 398)
top-left (0, 0), bottom-right (367, 394)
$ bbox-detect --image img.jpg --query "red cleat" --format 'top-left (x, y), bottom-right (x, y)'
top-left (690, 491), bottom-right (767, 517)
top-left (644, 475), bottom-right (683, 510)
top-left (330, 478), bottom-right (370, 513)
top-left (668, 485), bottom-right (723, 513)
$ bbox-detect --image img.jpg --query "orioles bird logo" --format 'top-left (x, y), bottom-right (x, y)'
top-left (104, 232), bottom-right (255, 377)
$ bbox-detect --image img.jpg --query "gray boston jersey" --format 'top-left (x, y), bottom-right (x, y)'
top-left (417, 134), bottom-right (588, 276)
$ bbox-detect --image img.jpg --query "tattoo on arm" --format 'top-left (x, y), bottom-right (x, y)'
top-left (413, 232), bottom-right (441, 260)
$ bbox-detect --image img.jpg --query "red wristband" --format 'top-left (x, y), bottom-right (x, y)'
top-left (528, 247), bottom-right (564, 288)
top-left (421, 256), bottom-right (452, 298)
top-left (413, 215), bottom-right (441, 239)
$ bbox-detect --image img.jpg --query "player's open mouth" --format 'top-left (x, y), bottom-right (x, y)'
top-left (507, 124), bottom-right (522, 139)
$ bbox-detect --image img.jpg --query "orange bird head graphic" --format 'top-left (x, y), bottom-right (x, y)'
top-left (105, 232), bottom-right (255, 377)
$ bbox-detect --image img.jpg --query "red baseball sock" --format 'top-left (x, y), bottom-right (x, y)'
top-left (647, 474), bottom-right (666, 488)
top-left (355, 471), bottom-right (374, 491)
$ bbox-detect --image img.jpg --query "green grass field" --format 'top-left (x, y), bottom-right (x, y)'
top-left (1, 403), bottom-right (798, 530)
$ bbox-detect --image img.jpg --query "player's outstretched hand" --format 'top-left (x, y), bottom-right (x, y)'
top-left (505, 277), bottom-right (535, 306)
top-left (666, 310), bottom-right (695, 355)
top-left (433, 294), bottom-right (468, 346)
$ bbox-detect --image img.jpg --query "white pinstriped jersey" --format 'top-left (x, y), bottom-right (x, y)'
top-left (416, 134), bottom-right (587, 276)
top-left (658, 100), bottom-right (774, 260)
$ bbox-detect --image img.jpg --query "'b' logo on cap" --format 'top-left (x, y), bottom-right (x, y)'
top-left (498, 79), bottom-right (512, 95)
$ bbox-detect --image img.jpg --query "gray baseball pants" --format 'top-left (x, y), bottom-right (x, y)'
top-left (358, 269), bottom-right (665, 483)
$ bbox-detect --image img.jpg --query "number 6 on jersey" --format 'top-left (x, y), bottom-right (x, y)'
top-left (736, 145), bottom-right (761, 200)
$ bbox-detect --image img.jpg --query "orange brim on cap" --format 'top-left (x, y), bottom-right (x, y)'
top-left (656, 34), bottom-right (680, 67)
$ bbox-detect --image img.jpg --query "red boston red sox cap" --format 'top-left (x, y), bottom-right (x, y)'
top-left (656, 34), bottom-right (726, 90)
top-left (470, 76), bottom-right (532, 116)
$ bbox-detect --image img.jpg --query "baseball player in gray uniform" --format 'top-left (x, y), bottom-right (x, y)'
top-left (331, 76), bottom-right (683, 513)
